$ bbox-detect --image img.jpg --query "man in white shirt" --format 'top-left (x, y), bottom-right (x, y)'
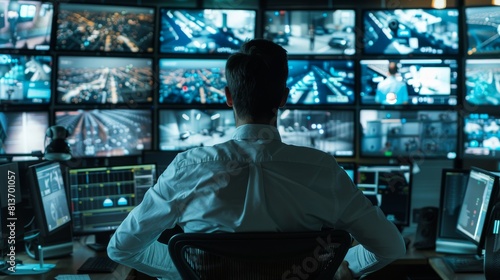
top-left (107, 39), bottom-right (406, 279)
top-left (375, 61), bottom-right (409, 105)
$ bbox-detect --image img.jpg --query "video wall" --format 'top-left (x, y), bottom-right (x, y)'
top-left (1, 0), bottom-right (499, 164)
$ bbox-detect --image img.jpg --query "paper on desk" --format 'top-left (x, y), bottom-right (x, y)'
top-left (55, 274), bottom-right (91, 280)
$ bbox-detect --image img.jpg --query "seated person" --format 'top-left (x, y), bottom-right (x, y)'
top-left (107, 39), bottom-right (406, 280)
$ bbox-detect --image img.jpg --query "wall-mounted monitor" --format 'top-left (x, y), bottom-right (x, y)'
top-left (465, 6), bottom-right (500, 55)
top-left (158, 8), bottom-right (256, 54)
top-left (56, 56), bottom-right (153, 105)
top-left (0, 54), bottom-right (51, 104)
top-left (159, 109), bottom-right (235, 151)
top-left (0, 1), bottom-right (53, 50)
top-left (363, 8), bottom-right (459, 55)
top-left (360, 109), bottom-right (457, 159)
top-left (0, 111), bottom-right (47, 158)
top-left (278, 109), bottom-right (354, 157)
top-left (463, 113), bottom-right (500, 159)
top-left (360, 59), bottom-right (458, 106)
top-left (158, 58), bottom-right (227, 105)
top-left (464, 59), bottom-right (500, 106)
top-left (287, 59), bottom-right (355, 105)
top-left (56, 3), bottom-right (155, 53)
top-left (55, 109), bottom-right (152, 158)
top-left (263, 9), bottom-right (356, 55)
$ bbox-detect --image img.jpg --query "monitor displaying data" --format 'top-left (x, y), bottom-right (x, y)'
top-left (360, 109), bottom-right (458, 159)
top-left (357, 164), bottom-right (412, 228)
top-left (465, 6), bottom-right (500, 55)
top-left (56, 3), bottom-right (155, 53)
top-left (263, 9), bottom-right (356, 55)
top-left (159, 8), bottom-right (256, 54)
top-left (287, 59), bottom-right (355, 105)
top-left (360, 59), bottom-right (458, 106)
top-left (55, 109), bottom-right (152, 158)
top-left (464, 59), bottom-right (500, 106)
top-left (363, 8), bottom-right (459, 55)
top-left (463, 113), bottom-right (500, 159)
top-left (278, 109), bottom-right (354, 157)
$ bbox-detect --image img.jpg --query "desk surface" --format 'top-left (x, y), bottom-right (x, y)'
top-left (0, 239), bottom-right (132, 280)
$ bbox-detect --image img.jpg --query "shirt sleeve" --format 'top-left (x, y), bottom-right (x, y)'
top-left (107, 162), bottom-right (183, 279)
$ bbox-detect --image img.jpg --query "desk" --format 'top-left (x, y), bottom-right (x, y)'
top-left (429, 257), bottom-right (485, 280)
top-left (0, 239), bottom-right (134, 280)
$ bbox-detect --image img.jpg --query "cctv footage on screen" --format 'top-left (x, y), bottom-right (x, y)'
top-left (463, 113), bottom-right (500, 159)
top-left (159, 9), bottom-right (256, 54)
top-left (56, 3), bottom-right (155, 53)
top-left (466, 6), bottom-right (500, 55)
top-left (264, 10), bottom-right (355, 55)
top-left (57, 56), bottom-right (153, 104)
top-left (465, 59), bottom-right (500, 106)
top-left (363, 9), bottom-right (459, 55)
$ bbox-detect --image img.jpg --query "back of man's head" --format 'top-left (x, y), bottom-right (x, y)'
top-left (225, 39), bottom-right (288, 122)
top-left (388, 61), bottom-right (398, 75)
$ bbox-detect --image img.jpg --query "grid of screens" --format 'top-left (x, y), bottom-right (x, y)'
top-left (0, 111), bottom-right (47, 156)
top-left (465, 6), bottom-right (500, 55)
top-left (360, 59), bottom-right (458, 106)
top-left (360, 110), bottom-right (458, 159)
top-left (356, 164), bottom-right (412, 227)
top-left (278, 109), bottom-right (354, 157)
top-left (263, 9), bottom-right (356, 55)
top-left (463, 113), bottom-right (500, 159)
top-left (363, 8), bottom-right (459, 55)
top-left (56, 3), bottom-right (155, 53)
top-left (68, 164), bottom-right (156, 234)
top-left (55, 109), bottom-right (152, 157)
top-left (456, 167), bottom-right (499, 249)
top-left (159, 8), bottom-right (256, 54)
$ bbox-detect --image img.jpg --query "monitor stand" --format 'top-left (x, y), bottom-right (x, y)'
top-left (87, 232), bottom-right (112, 252)
top-left (1, 245), bottom-right (55, 275)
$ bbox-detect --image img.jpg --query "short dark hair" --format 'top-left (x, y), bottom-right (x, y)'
top-left (225, 39), bottom-right (288, 121)
top-left (388, 61), bottom-right (398, 75)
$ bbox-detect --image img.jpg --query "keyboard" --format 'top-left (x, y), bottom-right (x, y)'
top-left (77, 256), bottom-right (118, 274)
top-left (442, 255), bottom-right (484, 273)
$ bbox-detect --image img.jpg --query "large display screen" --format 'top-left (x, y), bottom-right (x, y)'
top-left (363, 8), bottom-right (459, 55)
top-left (56, 3), bottom-right (155, 53)
top-left (263, 9), bottom-right (356, 55)
top-left (463, 113), bottom-right (500, 159)
top-left (57, 56), bottom-right (153, 105)
top-left (159, 8), bottom-right (256, 54)
top-left (287, 59), bottom-right (355, 105)
top-left (0, 54), bottom-right (51, 104)
top-left (464, 59), bottom-right (500, 106)
top-left (0, 111), bottom-right (47, 157)
top-left (55, 109), bottom-right (152, 157)
top-left (465, 6), bottom-right (500, 55)
top-left (360, 109), bottom-right (457, 159)
top-left (360, 59), bottom-right (458, 106)
top-left (0, 1), bottom-right (53, 50)
top-left (278, 109), bottom-right (354, 157)
top-left (158, 58), bottom-right (227, 104)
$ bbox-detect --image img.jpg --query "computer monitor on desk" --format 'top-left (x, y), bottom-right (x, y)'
top-left (68, 164), bottom-right (156, 251)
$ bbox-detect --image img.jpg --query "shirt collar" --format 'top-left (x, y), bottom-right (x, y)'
top-left (232, 124), bottom-right (281, 142)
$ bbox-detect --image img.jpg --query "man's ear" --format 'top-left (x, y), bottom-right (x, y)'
top-left (279, 87), bottom-right (290, 108)
top-left (225, 87), bottom-right (233, 107)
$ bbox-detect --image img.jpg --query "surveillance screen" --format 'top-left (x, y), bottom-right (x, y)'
top-left (0, 54), bottom-right (51, 104)
top-left (159, 109), bottom-right (236, 151)
top-left (57, 56), bottom-right (153, 104)
top-left (466, 6), bottom-right (500, 55)
top-left (158, 58), bottom-right (227, 104)
top-left (287, 59), bottom-right (355, 105)
top-left (55, 109), bottom-right (152, 157)
top-left (0, 111), bottom-right (48, 156)
top-left (263, 9), bottom-right (356, 55)
top-left (0, 1), bottom-right (53, 50)
top-left (278, 109), bottom-right (354, 157)
top-left (465, 59), bottom-right (500, 106)
top-left (360, 110), bottom-right (457, 159)
top-left (56, 3), bottom-right (155, 53)
top-left (363, 9), bottom-right (459, 55)
top-left (360, 59), bottom-right (458, 106)
top-left (159, 8), bottom-right (256, 54)
top-left (463, 113), bottom-right (500, 158)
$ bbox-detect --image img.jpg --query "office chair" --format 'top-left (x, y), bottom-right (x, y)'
top-left (168, 229), bottom-right (352, 280)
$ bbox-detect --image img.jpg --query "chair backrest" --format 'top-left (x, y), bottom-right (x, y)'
top-left (168, 229), bottom-right (352, 280)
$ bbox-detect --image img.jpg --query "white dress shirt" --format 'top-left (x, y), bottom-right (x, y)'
top-left (107, 124), bottom-right (406, 279)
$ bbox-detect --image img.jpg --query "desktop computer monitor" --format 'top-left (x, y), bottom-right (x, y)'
top-left (435, 169), bottom-right (477, 254)
top-left (456, 167), bottom-right (500, 254)
top-left (356, 164), bottom-right (412, 230)
top-left (68, 164), bottom-right (156, 251)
